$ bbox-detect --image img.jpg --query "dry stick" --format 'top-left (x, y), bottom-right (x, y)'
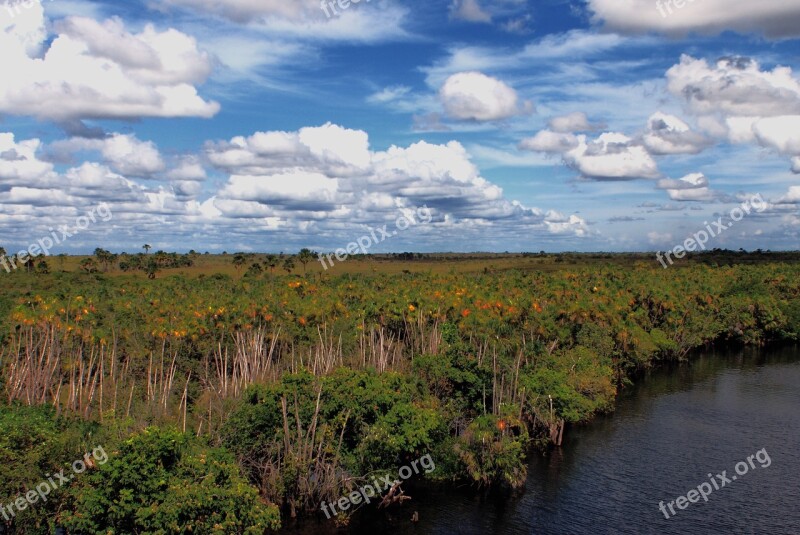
top-left (498, 373), bottom-right (505, 416)
top-left (492, 346), bottom-right (498, 416)
top-left (207, 389), bottom-right (214, 437)
top-left (181, 372), bottom-right (191, 433)
top-left (159, 338), bottom-right (166, 408)
top-left (126, 382), bottom-right (135, 418)
top-left (41, 325), bottom-right (60, 404)
top-left (513, 347), bottom-right (523, 405)
top-left (147, 352), bottom-right (153, 404)
top-left (165, 345), bottom-right (178, 410)
top-left (294, 393), bottom-right (303, 445)
top-left (54, 379), bottom-right (63, 416)
top-left (360, 321), bottom-right (366, 368)
top-left (308, 388), bottom-right (322, 461)
top-left (281, 396), bottom-right (291, 455)
top-left (111, 335), bottom-right (119, 417)
top-left (268, 326), bottom-right (281, 381)
top-left (84, 347), bottom-right (101, 419)
top-left (99, 345), bottom-right (104, 420)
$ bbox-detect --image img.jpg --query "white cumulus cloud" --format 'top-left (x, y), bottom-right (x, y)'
top-left (0, 11), bottom-right (218, 121)
top-left (565, 133), bottom-right (660, 181)
top-left (642, 112), bottom-right (711, 155)
top-left (588, 0), bottom-right (800, 38)
top-left (657, 172), bottom-right (717, 202)
top-left (440, 72), bottom-right (531, 121)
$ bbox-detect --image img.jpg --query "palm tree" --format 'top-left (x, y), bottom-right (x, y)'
top-left (94, 248), bottom-right (117, 272)
top-left (264, 254), bottom-right (278, 274)
top-left (246, 263), bottom-right (263, 277)
top-left (79, 258), bottom-right (99, 273)
top-left (282, 257), bottom-right (295, 274)
top-left (23, 254), bottom-right (36, 273)
top-left (36, 259), bottom-right (50, 274)
top-left (232, 253), bottom-right (247, 274)
top-left (297, 248), bottom-right (318, 274)
top-left (143, 244), bottom-right (151, 255)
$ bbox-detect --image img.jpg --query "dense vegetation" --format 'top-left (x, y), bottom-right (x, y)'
top-left (1, 253), bottom-right (799, 533)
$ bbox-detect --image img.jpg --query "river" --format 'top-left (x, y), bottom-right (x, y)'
top-left (289, 345), bottom-right (800, 534)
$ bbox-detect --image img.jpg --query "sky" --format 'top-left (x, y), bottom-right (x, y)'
top-left (0, 0), bottom-right (799, 255)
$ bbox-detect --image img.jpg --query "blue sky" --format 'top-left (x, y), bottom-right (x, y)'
top-left (0, 0), bottom-right (799, 254)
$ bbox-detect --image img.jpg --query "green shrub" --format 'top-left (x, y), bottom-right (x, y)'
top-left (60, 427), bottom-right (279, 534)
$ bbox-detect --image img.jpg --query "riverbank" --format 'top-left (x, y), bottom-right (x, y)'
top-left (346, 345), bottom-right (799, 534)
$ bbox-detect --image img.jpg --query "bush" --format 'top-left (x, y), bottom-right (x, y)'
top-left (60, 427), bottom-right (280, 534)
top-left (0, 405), bottom-right (96, 534)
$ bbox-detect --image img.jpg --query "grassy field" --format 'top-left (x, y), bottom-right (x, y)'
top-left (2, 250), bottom-right (800, 533)
top-left (28, 250), bottom-right (800, 280)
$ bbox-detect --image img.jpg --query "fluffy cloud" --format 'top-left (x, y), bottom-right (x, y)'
top-left (208, 124), bottom-right (591, 239)
top-left (0, 11), bottom-right (218, 121)
top-left (668, 56), bottom-right (800, 170)
top-left (164, 0), bottom-right (321, 22)
top-left (642, 112), bottom-right (711, 155)
top-left (367, 86), bottom-right (412, 104)
top-left (564, 133), bottom-right (659, 181)
top-left (543, 212), bottom-right (591, 237)
top-left (548, 112), bottom-right (603, 133)
top-left (166, 158), bottom-right (208, 182)
top-left (752, 116), bottom-right (800, 155)
top-left (774, 186), bottom-right (800, 204)
top-left (0, 133), bottom-right (166, 208)
top-left (656, 172), bottom-right (716, 202)
top-left (219, 172), bottom-right (341, 212)
top-left (588, 0), bottom-right (800, 38)
top-left (518, 131), bottom-right (580, 153)
top-left (519, 118), bottom-right (666, 181)
top-left (440, 72), bottom-right (531, 121)
top-left (0, 134), bottom-right (54, 188)
top-left (62, 163), bottom-right (147, 203)
top-left (0, 135), bottom-right (213, 252)
top-left (49, 135), bottom-right (166, 178)
top-left (667, 57), bottom-right (800, 118)
top-left (0, 122), bottom-right (620, 251)
top-left (166, 0), bottom-right (410, 44)
top-left (207, 124), bottom-right (371, 179)
top-left (793, 157), bottom-right (800, 174)
top-left (450, 0), bottom-right (492, 23)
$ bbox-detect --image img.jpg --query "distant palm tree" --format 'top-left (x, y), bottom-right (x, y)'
top-left (143, 244), bottom-right (151, 254)
top-left (264, 254), bottom-right (278, 274)
top-left (94, 248), bottom-right (117, 272)
top-left (233, 253), bottom-right (247, 274)
top-left (297, 248), bottom-right (318, 274)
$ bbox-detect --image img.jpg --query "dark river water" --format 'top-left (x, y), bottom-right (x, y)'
top-left (289, 346), bottom-right (800, 534)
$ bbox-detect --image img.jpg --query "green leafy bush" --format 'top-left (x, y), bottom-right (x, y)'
top-left (60, 427), bottom-right (279, 534)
